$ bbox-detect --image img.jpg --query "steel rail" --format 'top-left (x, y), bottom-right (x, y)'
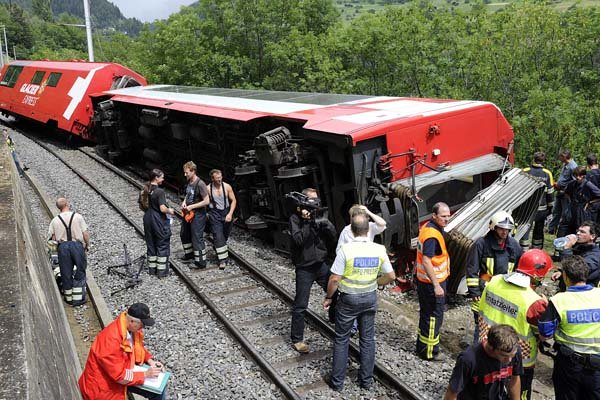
top-left (27, 137), bottom-right (302, 400)
top-left (77, 147), bottom-right (422, 399)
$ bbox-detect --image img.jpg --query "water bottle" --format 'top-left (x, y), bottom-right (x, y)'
top-left (553, 234), bottom-right (576, 250)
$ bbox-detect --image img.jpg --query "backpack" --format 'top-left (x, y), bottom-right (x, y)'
top-left (138, 185), bottom-right (151, 211)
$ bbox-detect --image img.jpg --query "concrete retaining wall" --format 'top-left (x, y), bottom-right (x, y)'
top-left (0, 144), bottom-right (81, 399)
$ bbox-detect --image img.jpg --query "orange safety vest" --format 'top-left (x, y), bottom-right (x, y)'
top-left (416, 225), bottom-right (450, 283)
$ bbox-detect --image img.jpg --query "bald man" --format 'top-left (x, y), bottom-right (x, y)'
top-left (48, 198), bottom-right (90, 306)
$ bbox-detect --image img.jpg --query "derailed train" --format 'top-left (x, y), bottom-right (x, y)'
top-left (0, 60), bottom-right (545, 292)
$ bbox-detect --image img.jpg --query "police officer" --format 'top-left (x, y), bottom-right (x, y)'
top-left (539, 256), bottom-right (600, 400)
top-left (477, 249), bottom-right (552, 400)
top-left (521, 151), bottom-right (555, 250)
top-left (548, 149), bottom-right (577, 237)
top-left (289, 188), bottom-right (337, 353)
top-left (416, 202), bottom-right (451, 361)
top-left (207, 169), bottom-right (237, 270)
top-left (180, 161), bottom-right (210, 269)
top-left (48, 197), bottom-right (90, 306)
top-left (467, 211), bottom-right (523, 343)
top-left (323, 213), bottom-right (396, 391)
top-left (143, 169), bottom-right (175, 278)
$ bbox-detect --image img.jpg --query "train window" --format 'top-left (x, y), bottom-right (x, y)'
top-left (47, 72), bottom-right (62, 87)
top-left (0, 65), bottom-right (24, 88)
top-left (418, 175), bottom-right (482, 219)
top-left (31, 71), bottom-right (46, 85)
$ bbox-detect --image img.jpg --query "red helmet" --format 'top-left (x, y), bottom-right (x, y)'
top-left (516, 249), bottom-right (553, 278)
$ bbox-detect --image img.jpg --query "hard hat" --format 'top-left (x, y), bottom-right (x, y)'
top-left (516, 249), bottom-right (553, 278)
top-left (489, 211), bottom-right (515, 230)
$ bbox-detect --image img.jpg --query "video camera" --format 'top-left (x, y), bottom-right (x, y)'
top-left (285, 191), bottom-right (328, 223)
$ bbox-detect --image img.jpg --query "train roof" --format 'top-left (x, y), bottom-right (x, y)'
top-left (9, 60), bottom-right (132, 72)
top-left (105, 85), bottom-right (502, 140)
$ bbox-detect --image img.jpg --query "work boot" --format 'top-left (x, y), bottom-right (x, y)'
top-left (190, 262), bottom-right (206, 270)
top-left (179, 253), bottom-right (194, 262)
top-left (292, 342), bottom-right (309, 354)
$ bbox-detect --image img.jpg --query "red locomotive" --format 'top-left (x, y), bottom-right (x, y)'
top-left (0, 61), bottom-right (544, 292)
top-left (0, 60), bottom-right (146, 140)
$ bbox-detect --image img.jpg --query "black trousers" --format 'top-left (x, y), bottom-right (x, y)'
top-left (208, 207), bottom-right (232, 264)
top-left (553, 351), bottom-right (600, 399)
top-left (416, 280), bottom-right (446, 359)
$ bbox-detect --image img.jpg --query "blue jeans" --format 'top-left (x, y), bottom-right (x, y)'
top-left (291, 262), bottom-right (331, 343)
top-left (330, 291), bottom-right (377, 389)
top-left (128, 385), bottom-right (167, 400)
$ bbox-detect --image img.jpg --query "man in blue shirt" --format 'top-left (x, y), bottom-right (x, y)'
top-left (548, 149), bottom-right (577, 237)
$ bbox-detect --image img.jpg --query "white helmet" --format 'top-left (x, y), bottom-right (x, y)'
top-left (489, 211), bottom-right (514, 230)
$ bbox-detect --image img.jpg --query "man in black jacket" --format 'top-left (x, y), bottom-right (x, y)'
top-left (552, 221), bottom-right (600, 289)
top-left (521, 151), bottom-right (554, 250)
top-left (289, 188), bottom-right (337, 353)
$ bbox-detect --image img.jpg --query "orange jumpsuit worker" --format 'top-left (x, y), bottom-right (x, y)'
top-left (79, 303), bottom-right (166, 400)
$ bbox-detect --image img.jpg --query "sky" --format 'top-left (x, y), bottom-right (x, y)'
top-left (107, 0), bottom-right (197, 22)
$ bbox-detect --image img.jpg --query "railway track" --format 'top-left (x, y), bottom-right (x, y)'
top-left (20, 131), bottom-right (424, 399)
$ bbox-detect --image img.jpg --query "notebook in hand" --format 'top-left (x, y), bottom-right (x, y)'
top-left (132, 364), bottom-right (171, 394)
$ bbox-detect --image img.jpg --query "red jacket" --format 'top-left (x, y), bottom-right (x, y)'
top-left (79, 312), bottom-right (153, 400)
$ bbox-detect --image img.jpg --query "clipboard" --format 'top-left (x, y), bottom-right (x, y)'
top-left (132, 364), bottom-right (171, 394)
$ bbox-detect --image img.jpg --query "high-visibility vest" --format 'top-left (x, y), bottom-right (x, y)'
top-left (338, 241), bottom-right (386, 294)
top-left (551, 287), bottom-right (600, 354)
top-left (479, 275), bottom-right (541, 368)
top-left (416, 226), bottom-right (449, 284)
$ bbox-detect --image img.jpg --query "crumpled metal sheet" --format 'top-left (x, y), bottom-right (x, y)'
top-left (444, 167), bottom-right (546, 294)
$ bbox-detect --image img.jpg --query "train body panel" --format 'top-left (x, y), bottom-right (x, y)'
top-left (0, 60), bottom-right (146, 139)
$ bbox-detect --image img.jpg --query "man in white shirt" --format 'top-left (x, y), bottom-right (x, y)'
top-left (336, 205), bottom-right (387, 253)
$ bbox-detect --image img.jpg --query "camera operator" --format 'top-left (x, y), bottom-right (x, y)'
top-left (289, 188), bottom-right (337, 353)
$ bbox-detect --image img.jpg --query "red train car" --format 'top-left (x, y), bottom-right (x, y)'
top-left (0, 60), bottom-right (146, 139)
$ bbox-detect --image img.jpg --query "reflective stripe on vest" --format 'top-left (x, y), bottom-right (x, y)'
top-left (338, 241), bottom-right (385, 294)
top-left (552, 288), bottom-right (600, 354)
top-left (416, 226), bottom-right (449, 284)
top-left (479, 275), bottom-right (541, 367)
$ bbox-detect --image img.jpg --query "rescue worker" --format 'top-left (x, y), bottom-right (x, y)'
top-left (587, 153), bottom-right (600, 188)
top-left (289, 188), bottom-right (337, 353)
top-left (207, 169), bottom-right (237, 270)
top-left (477, 249), bottom-right (552, 400)
top-left (551, 221), bottom-right (600, 289)
top-left (5, 129), bottom-right (25, 177)
top-left (179, 161), bottom-right (210, 269)
top-left (416, 202), bottom-right (451, 361)
top-left (521, 151), bottom-right (555, 250)
top-left (444, 324), bottom-right (523, 400)
top-left (79, 303), bottom-right (167, 400)
top-left (538, 256), bottom-right (600, 400)
top-left (466, 211), bottom-right (523, 343)
top-left (323, 213), bottom-right (396, 391)
top-left (48, 197), bottom-right (90, 306)
top-left (565, 166), bottom-right (600, 232)
top-left (143, 169), bottom-right (175, 278)
top-left (548, 149), bottom-right (577, 237)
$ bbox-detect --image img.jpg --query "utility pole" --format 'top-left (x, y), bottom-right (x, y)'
top-left (13, 45), bottom-right (16, 60)
top-left (0, 35), bottom-right (4, 66)
top-left (2, 26), bottom-right (8, 62)
top-left (83, 0), bottom-right (94, 61)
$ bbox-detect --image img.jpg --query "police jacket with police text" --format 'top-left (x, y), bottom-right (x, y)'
top-left (289, 213), bottom-right (336, 268)
top-left (466, 230), bottom-right (523, 299)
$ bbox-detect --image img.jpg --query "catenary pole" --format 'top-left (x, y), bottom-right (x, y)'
top-left (83, 0), bottom-right (94, 61)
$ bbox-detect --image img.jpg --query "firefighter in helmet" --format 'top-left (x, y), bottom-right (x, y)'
top-left (478, 249), bottom-right (552, 400)
top-left (466, 211), bottom-right (523, 343)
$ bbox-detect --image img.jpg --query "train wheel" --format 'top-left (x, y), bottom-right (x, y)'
top-left (95, 144), bottom-right (109, 160)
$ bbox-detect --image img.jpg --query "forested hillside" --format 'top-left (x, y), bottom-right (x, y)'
top-left (2, 0), bottom-right (600, 170)
top-left (0, 0), bottom-right (142, 34)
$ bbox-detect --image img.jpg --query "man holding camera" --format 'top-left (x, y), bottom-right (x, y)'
top-left (289, 188), bottom-right (337, 353)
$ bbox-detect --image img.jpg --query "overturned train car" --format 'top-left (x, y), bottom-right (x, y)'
top-left (93, 85), bottom-right (545, 292)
